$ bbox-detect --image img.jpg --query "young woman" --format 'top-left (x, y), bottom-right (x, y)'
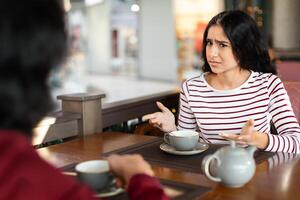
top-left (144, 10), bottom-right (300, 154)
top-left (0, 0), bottom-right (169, 199)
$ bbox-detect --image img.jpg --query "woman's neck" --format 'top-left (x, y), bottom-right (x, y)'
top-left (206, 69), bottom-right (251, 90)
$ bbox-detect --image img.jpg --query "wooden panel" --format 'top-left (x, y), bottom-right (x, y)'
top-left (33, 120), bottom-right (78, 146)
top-left (36, 90), bottom-right (179, 144)
top-left (102, 90), bottom-right (179, 128)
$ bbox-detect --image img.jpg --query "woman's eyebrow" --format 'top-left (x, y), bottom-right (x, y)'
top-left (206, 38), bottom-right (230, 44)
top-left (215, 39), bottom-right (230, 45)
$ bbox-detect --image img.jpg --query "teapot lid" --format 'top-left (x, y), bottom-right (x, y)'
top-left (220, 140), bottom-right (249, 156)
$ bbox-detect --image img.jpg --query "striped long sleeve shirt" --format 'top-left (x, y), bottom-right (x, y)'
top-left (177, 71), bottom-right (300, 154)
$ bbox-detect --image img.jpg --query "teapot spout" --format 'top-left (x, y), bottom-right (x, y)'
top-left (246, 145), bottom-right (257, 156)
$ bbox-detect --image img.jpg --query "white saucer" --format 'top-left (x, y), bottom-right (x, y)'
top-left (94, 187), bottom-right (124, 198)
top-left (160, 142), bottom-right (209, 155)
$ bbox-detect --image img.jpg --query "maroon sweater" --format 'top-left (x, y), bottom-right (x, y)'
top-left (0, 130), bottom-right (169, 200)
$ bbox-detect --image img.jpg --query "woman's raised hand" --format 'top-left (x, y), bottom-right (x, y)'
top-left (142, 101), bottom-right (177, 133)
top-left (220, 119), bottom-right (268, 149)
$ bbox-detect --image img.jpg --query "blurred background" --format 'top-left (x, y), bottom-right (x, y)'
top-left (51, 0), bottom-right (300, 106)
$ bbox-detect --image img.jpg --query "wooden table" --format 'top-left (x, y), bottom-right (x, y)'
top-left (37, 132), bottom-right (300, 200)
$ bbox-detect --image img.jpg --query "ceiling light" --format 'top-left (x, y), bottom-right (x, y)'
top-left (85, 0), bottom-right (105, 7)
top-left (130, 4), bottom-right (140, 12)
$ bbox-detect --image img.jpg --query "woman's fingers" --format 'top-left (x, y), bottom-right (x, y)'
top-left (144, 112), bottom-right (162, 126)
top-left (142, 113), bottom-right (154, 121)
top-left (143, 102), bottom-right (170, 121)
top-left (219, 133), bottom-right (239, 140)
top-left (107, 154), bottom-right (154, 186)
top-left (220, 133), bottom-right (252, 145)
top-left (156, 101), bottom-right (170, 113)
top-left (149, 118), bottom-right (162, 126)
top-left (241, 119), bottom-right (254, 135)
top-left (115, 177), bottom-right (125, 188)
top-left (142, 102), bottom-right (176, 133)
top-left (220, 133), bottom-right (245, 141)
top-left (142, 112), bottom-right (161, 121)
top-left (220, 119), bottom-right (257, 146)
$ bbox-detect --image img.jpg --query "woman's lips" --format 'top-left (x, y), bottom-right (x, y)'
top-left (209, 60), bottom-right (221, 64)
top-left (209, 61), bottom-right (221, 66)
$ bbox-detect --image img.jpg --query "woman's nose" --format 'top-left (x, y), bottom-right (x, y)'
top-left (210, 45), bottom-right (219, 57)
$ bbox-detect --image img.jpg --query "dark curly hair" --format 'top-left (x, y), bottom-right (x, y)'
top-left (0, 0), bottom-right (66, 135)
top-left (202, 10), bottom-right (277, 75)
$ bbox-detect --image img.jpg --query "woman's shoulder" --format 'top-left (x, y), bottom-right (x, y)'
top-left (183, 73), bottom-right (205, 86)
top-left (251, 71), bottom-right (281, 83)
top-left (250, 72), bottom-right (284, 94)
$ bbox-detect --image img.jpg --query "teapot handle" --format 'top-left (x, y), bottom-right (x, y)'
top-left (204, 155), bottom-right (221, 182)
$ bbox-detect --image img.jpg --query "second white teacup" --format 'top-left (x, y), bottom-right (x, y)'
top-left (75, 160), bottom-right (115, 192)
top-left (164, 130), bottom-right (199, 151)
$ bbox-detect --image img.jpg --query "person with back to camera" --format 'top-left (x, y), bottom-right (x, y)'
top-left (143, 10), bottom-right (300, 154)
top-left (0, 0), bottom-right (169, 199)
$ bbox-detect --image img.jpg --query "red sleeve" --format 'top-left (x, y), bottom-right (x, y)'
top-left (127, 174), bottom-right (170, 200)
top-left (60, 183), bottom-right (98, 200)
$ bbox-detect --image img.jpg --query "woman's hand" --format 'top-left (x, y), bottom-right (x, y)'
top-left (142, 101), bottom-right (177, 133)
top-left (220, 119), bottom-right (269, 149)
top-left (107, 154), bottom-right (154, 188)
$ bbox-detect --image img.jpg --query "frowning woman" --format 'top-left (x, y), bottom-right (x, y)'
top-left (144, 10), bottom-right (300, 154)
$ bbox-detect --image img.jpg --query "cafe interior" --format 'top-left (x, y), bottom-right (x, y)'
top-left (18, 0), bottom-right (300, 199)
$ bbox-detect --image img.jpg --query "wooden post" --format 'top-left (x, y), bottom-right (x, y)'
top-left (57, 93), bottom-right (106, 136)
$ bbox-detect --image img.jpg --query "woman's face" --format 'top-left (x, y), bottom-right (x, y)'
top-left (206, 25), bottom-right (240, 75)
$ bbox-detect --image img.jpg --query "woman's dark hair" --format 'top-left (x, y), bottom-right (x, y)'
top-left (202, 10), bottom-right (277, 75)
top-left (0, 0), bottom-right (66, 135)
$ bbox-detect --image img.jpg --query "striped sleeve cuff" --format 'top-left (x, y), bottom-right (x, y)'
top-left (265, 133), bottom-right (275, 152)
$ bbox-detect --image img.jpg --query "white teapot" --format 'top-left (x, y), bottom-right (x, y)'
top-left (202, 141), bottom-right (256, 188)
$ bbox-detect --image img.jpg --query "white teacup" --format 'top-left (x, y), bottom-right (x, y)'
top-left (75, 160), bottom-right (115, 192)
top-left (164, 130), bottom-right (199, 151)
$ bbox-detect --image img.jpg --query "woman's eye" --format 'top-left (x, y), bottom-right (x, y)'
top-left (206, 40), bottom-right (213, 46)
top-left (220, 43), bottom-right (227, 48)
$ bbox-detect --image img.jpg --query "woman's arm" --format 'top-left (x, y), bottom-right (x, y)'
top-left (221, 75), bottom-right (300, 153)
top-left (107, 154), bottom-right (170, 200)
top-left (177, 81), bottom-right (198, 130)
top-left (264, 76), bottom-right (300, 153)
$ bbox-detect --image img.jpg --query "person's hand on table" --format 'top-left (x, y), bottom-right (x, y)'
top-left (107, 154), bottom-right (154, 188)
top-left (142, 101), bottom-right (177, 133)
top-left (220, 119), bottom-right (269, 149)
